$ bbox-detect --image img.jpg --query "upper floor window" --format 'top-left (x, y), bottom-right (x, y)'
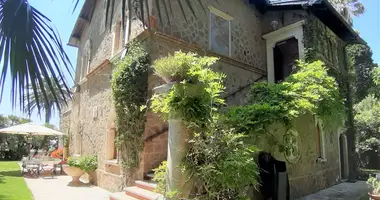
top-left (111, 11), bottom-right (130, 57)
top-left (81, 39), bottom-right (92, 80)
top-left (209, 7), bottom-right (233, 57)
top-left (99, 1), bottom-right (107, 35)
top-left (273, 37), bottom-right (299, 83)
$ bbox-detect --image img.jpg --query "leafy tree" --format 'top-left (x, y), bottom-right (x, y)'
top-left (329, 0), bottom-right (365, 17)
top-left (0, 115), bottom-right (30, 160)
top-left (354, 94), bottom-right (380, 168)
top-left (347, 44), bottom-right (377, 103)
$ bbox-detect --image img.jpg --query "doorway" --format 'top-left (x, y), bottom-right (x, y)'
top-left (273, 37), bottom-right (299, 83)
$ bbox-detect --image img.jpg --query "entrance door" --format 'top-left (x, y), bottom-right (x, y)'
top-left (339, 134), bottom-right (348, 179)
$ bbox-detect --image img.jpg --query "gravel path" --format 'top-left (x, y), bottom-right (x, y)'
top-left (25, 175), bottom-right (111, 200)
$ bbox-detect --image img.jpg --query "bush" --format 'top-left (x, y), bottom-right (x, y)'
top-left (67, 155), bottom-right (97, 172)
top-left (153, 51), bottom-right (196, 83)
top-left (367, 176), bottom-right (380, 195)
top-left (185, 127), bottom-right (259, 200)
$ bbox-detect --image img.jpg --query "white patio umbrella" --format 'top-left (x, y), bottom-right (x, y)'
top-left (0, 123), bottom-right (65, 136)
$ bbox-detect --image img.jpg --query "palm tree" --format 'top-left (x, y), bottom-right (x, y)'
top-left (24, 77), bottom-right (70, 151)
top-left (24, 76), bottom-right (71, 124)
top-left (0, 0), bottom-right (72, 115)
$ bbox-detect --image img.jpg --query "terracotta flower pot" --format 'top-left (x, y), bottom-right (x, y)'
top-left (369, 193), bottom-right (380, 200)
top-left (62, 165), bottom-right (85, 186)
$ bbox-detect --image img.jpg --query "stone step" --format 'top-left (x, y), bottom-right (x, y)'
top-left (109, 192), bottom-right (138, 200)
top-left (124, 186), bottom-right (163, 200)
top-left (135, 180), bottom-right (158, 192)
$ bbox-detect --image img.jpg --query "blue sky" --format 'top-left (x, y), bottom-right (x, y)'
top-left (0, 0), bottom-right (379, 128)
top-left (0, 0), bottom-right (83, 127)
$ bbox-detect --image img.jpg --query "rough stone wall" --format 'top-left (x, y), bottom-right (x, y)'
top-left (152, 0), bottom-right (266, 71)
top-left (261, 10), bottom-right (308, 35)
top-left (74, 0), bottom-right (145, 84)
top-left (142, 112), bottom-right (168, 173)
top-left (256, 114), bottom-right (341, 199)
top-left (147, 33), bottom-right (266, 106)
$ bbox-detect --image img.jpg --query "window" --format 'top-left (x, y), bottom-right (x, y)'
top-left (106, 128), bottom-right (118, 160)
top-left (80, 40), bottom-right (92, 80)
top-left (262, 20), bottom-right (305, 83)
top-left (209, 7), bottom-right (233, 57)
top-left (111, 11), bottom-right (130, 57)
top-left (111, 21), bottom-right (122, 56)
top-left (273, 37), bottom-right (299, 82)
top-left (99, 1), bottom-right (107, 35)
top-left (315, 117), bottom-right (327, 162)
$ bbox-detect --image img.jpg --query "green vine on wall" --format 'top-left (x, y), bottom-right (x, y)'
top-left (225, 61), bottom-right (345, 143)
top-left (111, 42), bottom-right (149, 182)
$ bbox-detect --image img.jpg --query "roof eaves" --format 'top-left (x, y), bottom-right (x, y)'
top-left (67, 0), bottom-right (97, 47)
top-left (256, 0), bottom-right (364, 44)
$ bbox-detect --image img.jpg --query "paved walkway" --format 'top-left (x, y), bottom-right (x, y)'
top-left (24, 175), bottom-right (111, 200)
top-left (298, 181), bottom-right (368, 200)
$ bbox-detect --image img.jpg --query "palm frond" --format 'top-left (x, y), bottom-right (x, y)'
top-left (24, 76), bottom-right (71, 123)
top-left (0, 0), bottom-right (72, 114)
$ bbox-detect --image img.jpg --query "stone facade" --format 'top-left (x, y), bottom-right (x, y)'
top-left (60, 0), bottom-right (350, 197)
top-left (257, 114), bottom-right (341, 198)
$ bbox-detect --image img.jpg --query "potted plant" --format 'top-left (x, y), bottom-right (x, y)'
top-left (63, 157), bottom-right (85, 186)
top-left (367, 177), bottom-right (380, 199)
top-left (78, 155), bottom-right (98, 184)
top-left (62, 155), bottom-right (97, 186)
top-left (153, 51), bottom-right (195, 83)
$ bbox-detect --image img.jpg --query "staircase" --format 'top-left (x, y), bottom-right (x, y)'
top-left (109, 179), bottom-right (163, 200)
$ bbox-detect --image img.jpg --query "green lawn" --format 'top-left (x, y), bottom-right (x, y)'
top-left (0, 161), bottom-right (33, 200)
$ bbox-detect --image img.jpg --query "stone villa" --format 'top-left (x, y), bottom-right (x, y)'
top-left (60, 0), bottom-right (363, 199)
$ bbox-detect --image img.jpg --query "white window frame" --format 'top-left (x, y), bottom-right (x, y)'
top-left (262, 20), bottom-right (305, 83)
top-left (208, 6), bottom-right (233, 57)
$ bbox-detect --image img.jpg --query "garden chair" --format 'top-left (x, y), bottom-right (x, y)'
top-left (40, 158), bottom-right (61, 177)
top-left (24, 159), bottom-right (41, 178)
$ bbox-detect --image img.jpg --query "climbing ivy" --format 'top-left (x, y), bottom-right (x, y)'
top-left (111, 42), bottom-right (149, 183)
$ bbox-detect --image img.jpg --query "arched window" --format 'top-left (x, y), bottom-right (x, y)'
top-left (315, 116), bottom-right (327, 162)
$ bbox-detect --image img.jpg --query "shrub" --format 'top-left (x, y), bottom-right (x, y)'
top-left (225, 61), bottom-right (345, 138)
top-left (153, 51), bottom-right (196, 83)
top-left (185, 127), bottom-right (259, 199)
top-left (151, 52), bottom-right (224, 129)
top-left (367, 177), bottom-right (380, 195)
top-left (67, 155), bottom-right (97, 172)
